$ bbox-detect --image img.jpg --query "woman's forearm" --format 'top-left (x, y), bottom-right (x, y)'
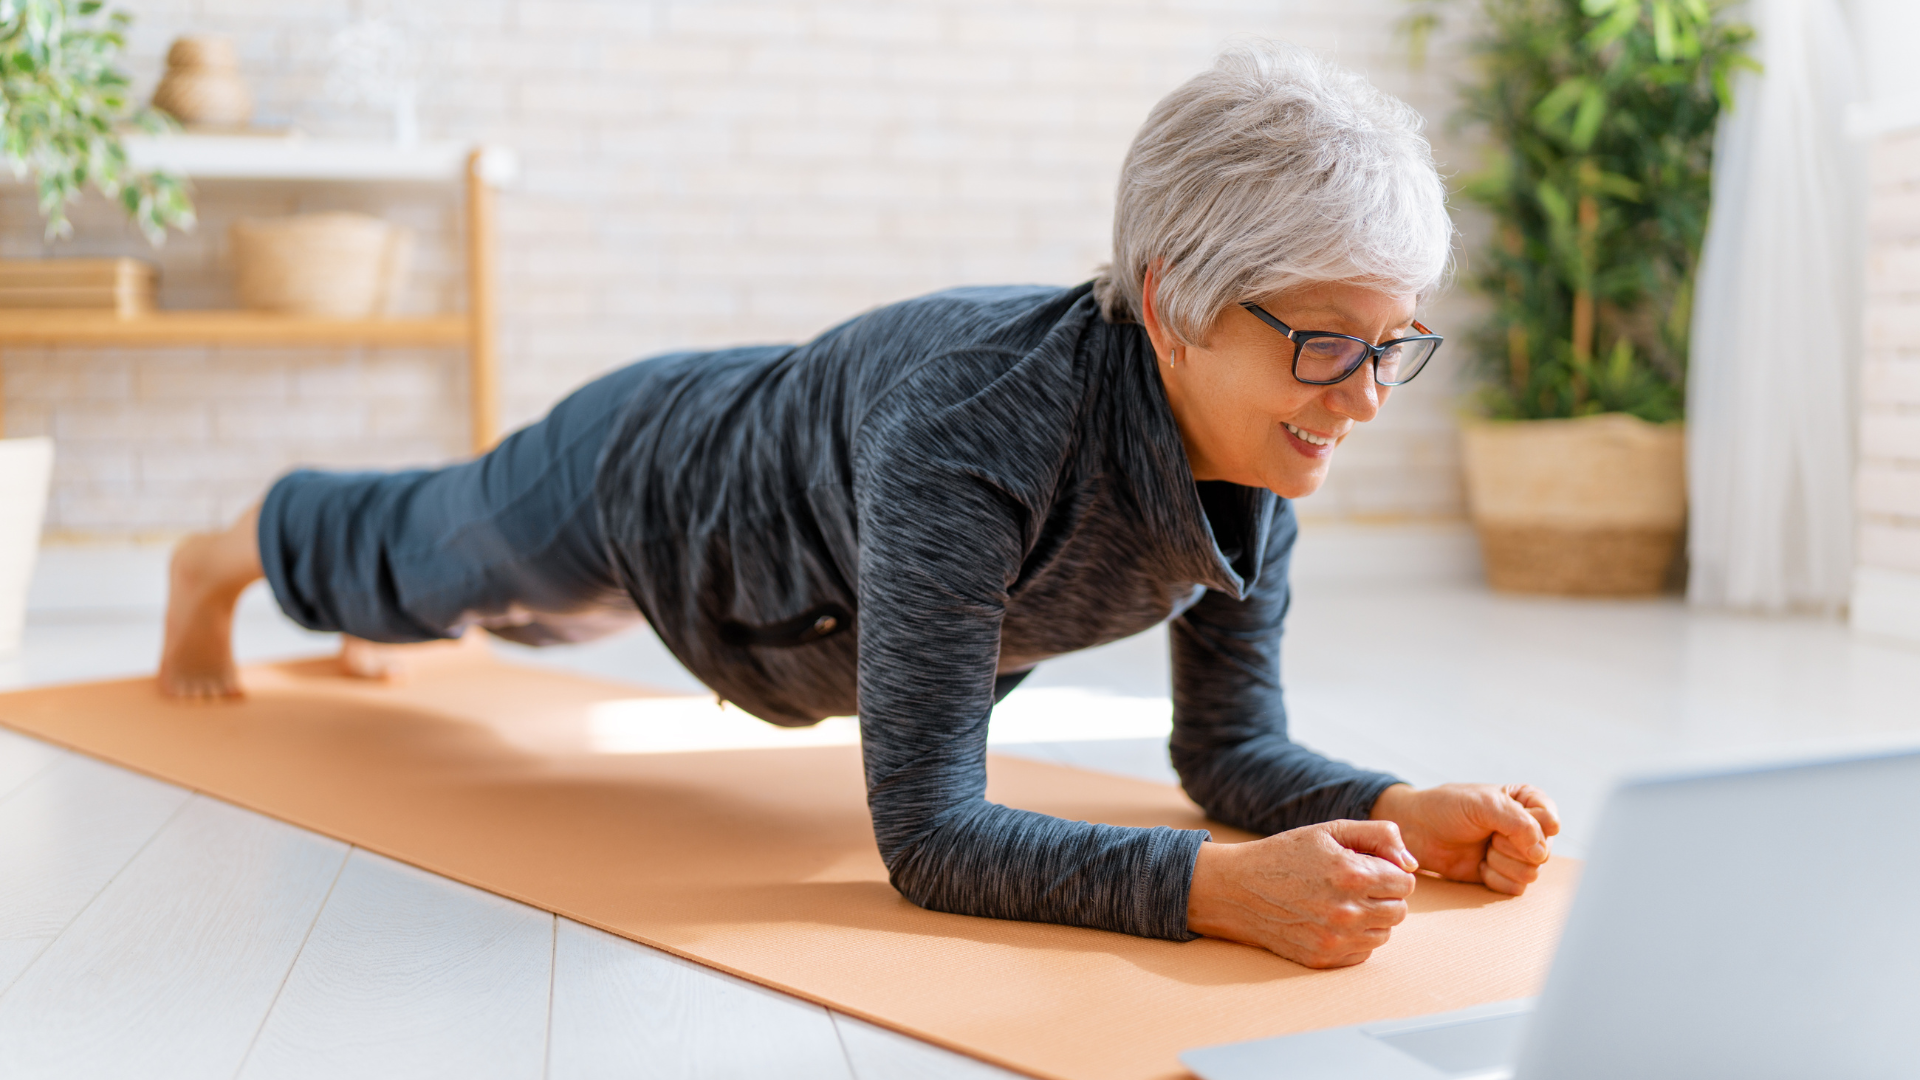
top-left (876, 796), bottom-right (1208, 940)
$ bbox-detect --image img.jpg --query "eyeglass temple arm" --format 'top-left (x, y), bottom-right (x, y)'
top-left (1242, 302), bottom-right (1435, 342)
top-left (1238, 302), bottom-right (1296, 339)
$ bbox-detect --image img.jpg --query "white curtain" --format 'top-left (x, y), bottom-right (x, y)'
top-left (1686, 0), bottom-right (1863, 613)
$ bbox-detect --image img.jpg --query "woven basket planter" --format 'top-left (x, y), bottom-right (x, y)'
top-left (1461, 415), bottom-right (1686, 596)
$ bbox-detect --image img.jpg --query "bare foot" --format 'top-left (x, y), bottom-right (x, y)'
top-left (158, 506), bottom-right (264, 701)
top-left (158, 540), bottom-right (248, 699)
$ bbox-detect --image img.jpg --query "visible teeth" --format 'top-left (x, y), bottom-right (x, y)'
top-left (1285, 422), bottom-right (1334, 447)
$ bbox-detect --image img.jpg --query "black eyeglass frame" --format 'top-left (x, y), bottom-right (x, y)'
top-left (1239, 302), bottom-right (1444, 387)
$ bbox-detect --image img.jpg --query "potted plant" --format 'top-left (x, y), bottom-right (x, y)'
top-left (1406, 0), bottom-right (1753, 594)
top-left (2, 0), bottom-right (194, 651)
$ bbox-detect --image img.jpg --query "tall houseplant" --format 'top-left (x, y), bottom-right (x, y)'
top-left (2, 0), bottom-right (194, 651)
top-left (1407, 0), bottom-right (1754, 593)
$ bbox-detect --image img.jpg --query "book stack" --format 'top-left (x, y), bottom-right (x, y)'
top-left (0, 259), bottom-right (158, 317)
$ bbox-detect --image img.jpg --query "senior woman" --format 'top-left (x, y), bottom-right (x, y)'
top-left (159, 42), bottom-right (1558, 970)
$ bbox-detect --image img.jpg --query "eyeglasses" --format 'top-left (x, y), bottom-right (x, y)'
top-left (1239, 302), bottom-right (1444, 387)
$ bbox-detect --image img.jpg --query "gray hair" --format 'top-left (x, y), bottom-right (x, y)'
top-left (1093, 40), bottom-right (1453, 344)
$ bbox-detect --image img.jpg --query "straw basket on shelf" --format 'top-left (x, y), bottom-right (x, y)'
top-left (1461, 414), bottom-right (1687, 595)
top-left (229, 212), bottom-right (413, 318)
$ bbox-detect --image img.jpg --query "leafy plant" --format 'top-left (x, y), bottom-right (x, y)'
top-left (1405, 0), bottom-right (1755, 421)
top-left (1, 0), bottom-right (193, 243)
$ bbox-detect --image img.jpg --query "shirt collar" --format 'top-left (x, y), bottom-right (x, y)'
top-left (1105, 318), bottom-right (1277, 601)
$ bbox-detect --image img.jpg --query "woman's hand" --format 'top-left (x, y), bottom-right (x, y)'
top-left (1370, 783), bottom-right (1561, 895)
top-left (1186, 820), bottom-right (1419, 968)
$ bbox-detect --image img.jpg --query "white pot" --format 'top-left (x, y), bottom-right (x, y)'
top-left (0, 437), bottom-right (54, 655)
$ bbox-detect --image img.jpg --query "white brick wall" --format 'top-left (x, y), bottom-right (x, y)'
top-left (1856, 130), bottom-right (1920, 621)
top-left (2, 0), bottom-right (1486, 537)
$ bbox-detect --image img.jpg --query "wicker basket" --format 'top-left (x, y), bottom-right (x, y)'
top-left (151, 36), bottom-right (252, 128)
top-left (229, 213), bottom-right (411, 318)
top-left (1461, 414), bottom-right (1686, 596)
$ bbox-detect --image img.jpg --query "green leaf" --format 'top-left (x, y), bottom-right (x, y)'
top-left (1586, 0), bottom-right (1641, 49)
top-left (1569, 85), bottom-right (1607, 149)
top-left (1651, 0), bottom-right (1677, 61)
top-left (1589, 169), bottom-right (1642, 200)
top-left (1533, 77), bottom-right (1589, 131)
top-left (1535, 179), bottom-right (1573, 226)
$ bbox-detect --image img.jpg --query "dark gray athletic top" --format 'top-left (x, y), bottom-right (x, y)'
top-left (594, 283), bottom-right (1401, 941)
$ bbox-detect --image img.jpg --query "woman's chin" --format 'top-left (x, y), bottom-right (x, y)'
top-left (1261, 463), bottom-right (1329, 500)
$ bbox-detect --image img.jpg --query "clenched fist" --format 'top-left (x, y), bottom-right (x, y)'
top-left (1186, 819), bottom-right (1420, 968)
top-left (1371, 783), bottom-right (1561, 895)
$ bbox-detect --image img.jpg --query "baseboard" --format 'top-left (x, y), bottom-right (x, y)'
top-left (1851, 566), bottom-right (1920, 646)
top-left (27, 542), bottom-right (173, 613)
top-left (1291, 519), bottom-right (1483, 586)
top-left (33, 523), bottom-right (1490, 621)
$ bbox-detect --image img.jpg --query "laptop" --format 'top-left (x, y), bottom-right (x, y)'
top-left (1181, 747), bottom-right (1920, 1080)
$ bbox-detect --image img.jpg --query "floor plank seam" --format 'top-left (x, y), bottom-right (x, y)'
top-left (0, 744), bottom-right (68, 811)
top-left (829, 1011), bottom-right (863, 1080)
top-left (0, 783), bottom-right (196, 1005)
top-left (541, 914), bottom-right (558, 1080)
top-left (227, 841), bottom-right (354, 1080)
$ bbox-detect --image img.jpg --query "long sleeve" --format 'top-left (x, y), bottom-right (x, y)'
top-left (1169, 498), bottom-right (1404, 834)
top-left (852, 359), bottom-right (1206, 942)
top-left (592, 283), bottom-right (1407, 942)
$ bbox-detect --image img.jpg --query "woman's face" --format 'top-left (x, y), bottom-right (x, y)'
top-left (1143, 277), bottom-right (1420, 499)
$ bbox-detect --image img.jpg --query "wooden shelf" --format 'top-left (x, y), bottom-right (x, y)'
top-left (120, 133), bottom-right (519, 185)
top-left (1, 147), bottom-right (504, 452)
top-left (0, 310), bottom-right (470, 347)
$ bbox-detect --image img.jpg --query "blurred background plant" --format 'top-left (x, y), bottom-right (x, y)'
top-left (1406, 0), bottom-right (1755, 421)
top-left (1, 0), bottom-right (193, 243)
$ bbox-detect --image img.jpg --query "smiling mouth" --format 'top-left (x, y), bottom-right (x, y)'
top-left (1283, 421), bottom-right (1336, 447)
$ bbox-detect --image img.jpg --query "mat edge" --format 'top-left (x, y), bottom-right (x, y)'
top-left (0, 697), bottom-right (1082, 1080)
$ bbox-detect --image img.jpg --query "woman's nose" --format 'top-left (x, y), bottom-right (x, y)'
top-left (1321, 366), bottom-right (1386, 422)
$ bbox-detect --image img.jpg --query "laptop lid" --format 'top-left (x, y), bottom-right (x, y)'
top-left (1515, 747), bottom-right (1920, 1079)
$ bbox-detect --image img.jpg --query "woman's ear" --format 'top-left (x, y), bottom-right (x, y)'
top-left (1140, 266), bottom-right (1178, 366)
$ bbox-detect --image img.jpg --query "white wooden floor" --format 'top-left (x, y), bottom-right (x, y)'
top-left (4, 526), bottom-right (1919, 1078)
top-left (0, 727), bottom-right (1023, 1080)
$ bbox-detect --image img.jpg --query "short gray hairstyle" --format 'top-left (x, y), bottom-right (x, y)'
top-left (1093, 40), bottom-right (1453, 344)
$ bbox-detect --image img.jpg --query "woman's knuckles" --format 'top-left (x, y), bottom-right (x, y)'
top-left (1325, 902), bottom-right (1364, 928)
top-left (1486, 848), bottom-right (1542, 881)
top-left (1330, 866), bottom-right (1371, 892)
top-left (1310, 926), bottom-right (1354, 953)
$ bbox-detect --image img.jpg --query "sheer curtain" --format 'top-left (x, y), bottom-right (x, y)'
top-left (1686, 0), bottom-right (1862, 612)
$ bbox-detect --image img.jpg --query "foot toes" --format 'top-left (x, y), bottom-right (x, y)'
top-left (158, 671), bottom-right (244, 701)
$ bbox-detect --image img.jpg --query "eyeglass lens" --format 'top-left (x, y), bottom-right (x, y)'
top-left (1295, 335), bottom-right (1439, 386)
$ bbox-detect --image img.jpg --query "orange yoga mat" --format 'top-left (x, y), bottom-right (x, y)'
top-left (0, 652), bottom-right (1579, 1080)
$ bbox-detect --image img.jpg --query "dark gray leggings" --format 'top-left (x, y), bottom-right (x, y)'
top-left (258, 361), bottom-right (652, 646)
